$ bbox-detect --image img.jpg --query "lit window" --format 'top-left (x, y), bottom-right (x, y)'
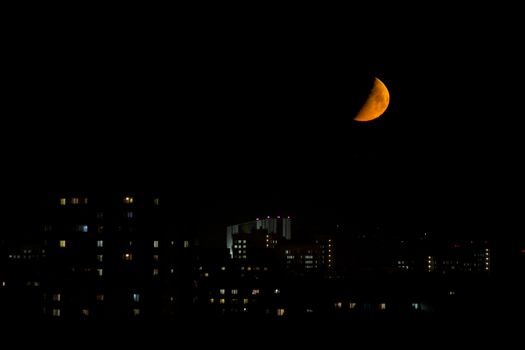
top-left (184, 240), bottom-right (189, 248)
top-left (232, 289), bottom-right (238, 295)
top-left (335, 302), bottom-right (342, 309)
top-left (133, 293), bottom-right (140, 302)
top-left (71, 197), bottom-right (79, 205)
top-left (210, 298), bottom-right (215, 304)
top-left (97, 240), bottom-right (103, 248)
top-left (170, 268), bottom-right (174, 274)
top-left (59, 198), bottom-right (66, 206)
top-left (52, 309), bottom-right (61, 317)
top-left (153, 254), bottom-right (159, 262)
top-left (123, 253), bottom-right (133, 261)
top-left (59, 240), bottom-right (66, 248)
top-left (96, 212), bottom-right (104, 219)
top-left (97, 226), bottom-right (104, 233)
top-left (220, 299), bottom-right (225, 304)
top-left (126, 211), bottom-right (134, 219)
top-left (154, 198), bottom-right (160, 206)
top-left (133, 309), bottom-right (140, 317)
top-left (349, 303), bottom-right (356, 309)
top-left (96, 254), bottom-right (103, 262)
top-left (204, 272), bottom-right (209, 277)
top-left (97, 269), bottom-right (103, 276)
top-left (379, 303), bottom-right (387, 311)
top-left (252, 289), bottom-right (260, 295)
top-left (171, 241), bottom-right (175, 246)
top-left (1, 281), bottom-right (5, 287)
top-left (277, 309), bottom-right (285, 316)
top-left (124, 196), bottom-right (134, 204)
top-left (96, 294), bottom-right (104, 302)
top-left (153, 269), bottom-right (159, 276)
top-left (52, 293), bottom-right (61, 302)
top-left (221, 266), bottom-right (226, 271)
top-left (219, 289), bottom-right (225, 295)
top-left (274, 289), bottom-right (280, 294)
top-left (243, 299), bottom-right (249, 305)
top-left (411, 303), bottom-right (419, 310)
top-left (82, 309), bottom-right (89, 317)
top-left (83, 198), bottom-right (88, 204)
top-left (153, 240), bottom-right (159, 248)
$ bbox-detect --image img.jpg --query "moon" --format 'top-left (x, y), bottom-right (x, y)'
top-left (354, 77), bottom-right (390, 122)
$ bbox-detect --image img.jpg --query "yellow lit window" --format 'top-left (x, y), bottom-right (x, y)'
top-left (243, 298), bottom-right (249, 305)
top-left (133, 309), bottom-right (140, 316)
top-left (123, 253), bottom-right (133, 261)
top-left (71, 197), bottom-right (79, 205)
top-left (52, 309), bottom-right (61, 317)
top-left (380, 303), bottom-right (386, 310)
top-left (277, 309), bottom-right (285, 316)
top-left (184, 240), bottom-right (189, 248)
top-left (124, 196), bottom-right (134, 204)
top-left (219, 299), bottom-right (225, 304)
top-left (59, 240), bottom-right (66, 248)
top-left (349, 303), bottom-right (356, 309)
top-left (59, 198), bottom-right (66, 206)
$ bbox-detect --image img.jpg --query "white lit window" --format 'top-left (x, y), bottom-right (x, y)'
top-left (154, 198), bottom-right (160, 206)
top-left (97, 269), bottom-right (103, 276)
top-left (411, 303), bottom-right (419, 310)
top-left (52, 293), bottom-right (61, 302)
top-left (274, 289), bottom-right (280, 294)
top-left (219, 289), bottom-right (225, 295)
top-left (1, 281), bottom-right (5, 287)
top-left (82, 309), bottom-right (89, 317)
top-left (59, 198), bottom-right (66, 206)
top-left (232, 289), bottom-right (238, 295)
top-left (153, 240), bottom-right (159, 248)
top-left (184, 240), bottom-right (189, 248)
top-left (277, 308), bottom-right (285, 316)
top-left (349, 303), bottom-right (357, 309)
top-left (79, 225), bottom-right (88, 232)
top-left (153, 269), bottom-right (159, 276)
top-left (96, 294), bottom-right (104, 302)
top-left (71, 197), bottom-right (79, 205)
top-left (380, 303), bottom-right (386, 311)
top-left (170, 268), bottom-right (174, 274)
top-left (124, 196), bottom-right (134, 204)
top-left (221, 266), bottom-right (226, 271)
top-left (133, 293), bottom-right (140, 302)
top-left (209, 298), bottom-right (215, 304)
top-left (133, 309), bottom-right (140, 317)
top-left (52, 309), bottom-right (61, 317)
top-left (335, 302), bottom-right (342, 309)
top-left (97, 255), bottom-right (103, 262)
top-left (97, 240), bottom-right (103, 248)
top-left (252, 289), bottom-right (260, 295)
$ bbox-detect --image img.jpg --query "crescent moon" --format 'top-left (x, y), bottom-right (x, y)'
top-left (354, 77), bottom-right (390, 122)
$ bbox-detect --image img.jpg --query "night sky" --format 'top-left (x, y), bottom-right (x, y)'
top-left (4, 12), bottom-right (524, 245)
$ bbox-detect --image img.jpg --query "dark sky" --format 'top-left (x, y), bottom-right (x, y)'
top-left (4, 12), bottom-right (524, 243)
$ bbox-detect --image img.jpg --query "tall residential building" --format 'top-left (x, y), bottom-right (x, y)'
top-left (42, 193), bottom-right (194, 320)
top-left (226, 217), bottom-right (291, 256)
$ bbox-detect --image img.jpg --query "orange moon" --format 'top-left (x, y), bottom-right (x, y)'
top-left (354, 77), bottom-right (390, 122)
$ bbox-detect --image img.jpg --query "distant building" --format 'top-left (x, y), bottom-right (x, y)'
top-left (226, 217), bottom-right (291, 256)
